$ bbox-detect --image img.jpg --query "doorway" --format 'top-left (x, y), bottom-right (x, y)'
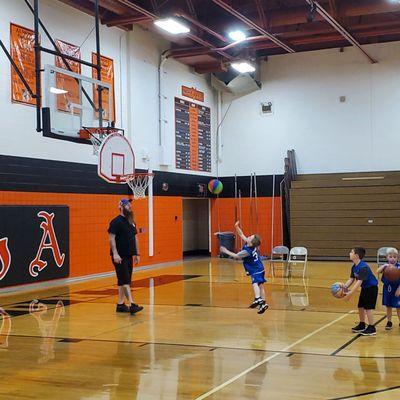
top-left (182, 199), bottom-right (210, 257)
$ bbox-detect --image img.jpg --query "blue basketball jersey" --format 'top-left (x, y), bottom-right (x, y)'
top-left (350, 260), bottom-right (378, 288)
top-left (242, 245), bottom-right (264, 275)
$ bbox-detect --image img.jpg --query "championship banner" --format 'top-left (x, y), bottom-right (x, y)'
top-left (55, 39), bottom-right (81, 114)
top-left (0, 206), bottom-right (69, 288)
top-left (92, 53), bottom-right (115, 122)
top-left (10, 23), bottom-right (37, 106)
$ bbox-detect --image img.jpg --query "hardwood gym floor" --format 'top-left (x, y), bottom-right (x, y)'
top-left (0, 259), bottom-right (399, 399)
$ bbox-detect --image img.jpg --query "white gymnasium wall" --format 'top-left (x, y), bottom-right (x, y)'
top-left (0, 0), bottom-right (217, 175)
top-left (128, 27), bottom-right (217, 174)
top-left (219, 41), bottom-right (400, 176)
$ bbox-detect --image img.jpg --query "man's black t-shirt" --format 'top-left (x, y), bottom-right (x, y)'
top-left (108, 215), bottom-right (138, 257)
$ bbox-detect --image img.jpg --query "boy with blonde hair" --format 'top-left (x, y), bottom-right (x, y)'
top-left (377, 247), bottom-right (400, 330)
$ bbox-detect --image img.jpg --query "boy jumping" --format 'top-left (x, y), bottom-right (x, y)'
top-left (220, 221), bottom-right (268, 314)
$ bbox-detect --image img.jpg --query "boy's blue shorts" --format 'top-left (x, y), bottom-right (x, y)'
top-left (250, 270), bottom-right (266, 284)
top-left (383, 285), bottom-right (400, 308)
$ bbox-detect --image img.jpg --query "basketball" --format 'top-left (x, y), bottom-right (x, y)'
top-left (383, 265), bottom-right (400, 282)
top-left (331, 282), bottom-right (345, 298)
top-left (208, 179), bottom-right (223, 195)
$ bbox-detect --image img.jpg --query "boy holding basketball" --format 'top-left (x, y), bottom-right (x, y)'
top-left (343, 247), bottom-right (378, 336)
top-left (220, 221), bottom-right (268, 314)
top-left (377, 247), bottom-right (400, 330)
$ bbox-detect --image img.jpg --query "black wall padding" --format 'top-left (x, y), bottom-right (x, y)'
top-left (0, 155), bottom-right (282, 198)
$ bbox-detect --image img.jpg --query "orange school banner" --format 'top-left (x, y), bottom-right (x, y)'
top-left (92, 53), bottom-right (115, 122)
top-left (10, 23), bottom-right (37, 106)
top-left (55, 39), bottom-right (81, 114)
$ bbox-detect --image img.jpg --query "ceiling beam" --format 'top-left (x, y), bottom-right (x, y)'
top-left (104, 14), bottom-right (151, 27)
top-left (150, 0), bottom-right (159, 14)
top-left (186, 0), bottom-right (197, 20)
top-left (57, 0), bottom-right (96, 16)
top-left (86, 0), bottom-right (132, 15)
top-left (305, 0), bottom-right (377, 63)
top-left (254, 0), bottom-right (268, 29)
top-left (57, 0), bottom-right (132, 30)
top-left (211, 0), bottom-right (295, 53)
top-left (328, 0), bottom-right (338, 19)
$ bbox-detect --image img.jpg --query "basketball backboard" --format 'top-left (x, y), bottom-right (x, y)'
top-left (42, 64), bottom-right (113, 142)
top-left (98, 133), bottom-right (135, 183)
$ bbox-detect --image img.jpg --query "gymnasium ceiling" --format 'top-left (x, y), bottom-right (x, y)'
top-left (58, 0), bottom-right (400, 72)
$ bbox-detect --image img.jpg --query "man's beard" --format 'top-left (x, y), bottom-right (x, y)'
top-left (123, 208), bottom-right (133, 223)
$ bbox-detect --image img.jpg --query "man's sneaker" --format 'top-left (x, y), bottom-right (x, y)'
top-left (130, 303), bottom-right (143, 315)
top-left (360, 325), bottom-right (376, 336)
top-left (352, 322), bottom-right (366, 333)
top-left (249, 298), bottom-right (263, 308)
top-left (385, 321), bottom-right (393, 330)
top-left (257, 302), bottom-right (269, 314)
top-left (116, 303), bottom-right (130, 313)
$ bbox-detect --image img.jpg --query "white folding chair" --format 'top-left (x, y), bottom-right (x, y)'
top-left (285, 277), bottom-right (309, 307)
top-left (288, 247), bottom-right (308, 278)
top-left (270, 246), bottom-right (290, 277)
top-left (377, 247), bottom-right (389, 267)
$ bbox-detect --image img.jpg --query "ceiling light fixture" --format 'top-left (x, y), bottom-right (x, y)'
top-left (231, 61), bottom-right (255, 73)
top-left (228, 30), bottom-right (247, 42)
top-left (154, 18), bottom-right (190, 34)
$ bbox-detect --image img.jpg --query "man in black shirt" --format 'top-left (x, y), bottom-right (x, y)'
top-left (108, 198), bottom-right (143, 315)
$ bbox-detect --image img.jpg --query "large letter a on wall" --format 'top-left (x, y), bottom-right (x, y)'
top-left (29, 211), bottom-right (65, 277)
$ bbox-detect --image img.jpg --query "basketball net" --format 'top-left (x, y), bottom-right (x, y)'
top-left (122, 173), bottom-right (154, 200)
top-left (80, 127), bottom-right (121, 155)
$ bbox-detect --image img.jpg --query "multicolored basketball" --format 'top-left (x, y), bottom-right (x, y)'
top-left (208, 179), bottom-right (223, 195)
top-left (331, 282), bottom-right (345, 299)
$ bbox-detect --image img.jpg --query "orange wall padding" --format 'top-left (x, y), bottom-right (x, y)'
top-left (0, 191), bottom-right (182, 278)
top-left (210, 197), bottom-right (282, 256)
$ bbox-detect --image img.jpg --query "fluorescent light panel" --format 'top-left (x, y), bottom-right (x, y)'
top-left (231, 62), bottom-right (255, 73)
top-left (154, 18), bottom-right (190, 34)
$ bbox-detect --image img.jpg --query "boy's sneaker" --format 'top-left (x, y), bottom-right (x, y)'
top-left (116, 303), bottom-right (130, 313)
top-left (385, 321), bottom-right (393, 330)
top-left (249, 298), bottom-right (263, 308)
top-left (130, 303), bottom-right (143, 315)
top-left (351, 322), bottom-right (366, 333)
top-left (360, 325), bottom-right (376, 336)
top-left (257, 302), bottom-right (269, 314)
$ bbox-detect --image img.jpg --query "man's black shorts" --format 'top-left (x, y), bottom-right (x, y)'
top-left (112, 256), bottom-right (133, 286)
top-left (358, 286), bottom-right (378, 310)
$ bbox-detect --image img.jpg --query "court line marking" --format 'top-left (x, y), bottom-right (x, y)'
top-left (195, 310), bottom-right (355, 400)
top-left (330, 315), bottom-right (386, 356)
top-left (327, 385), bottom-right (400, 399)
top-left (7, 331), bottom-right (400, 359)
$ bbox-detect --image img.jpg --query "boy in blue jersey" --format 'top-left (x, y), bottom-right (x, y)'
top-left (343, 247), bottom-right (378, 336)
top-left (220, 221), bottom-right (268, 314)
top-left (377, 247), bottom-right (400, 330)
